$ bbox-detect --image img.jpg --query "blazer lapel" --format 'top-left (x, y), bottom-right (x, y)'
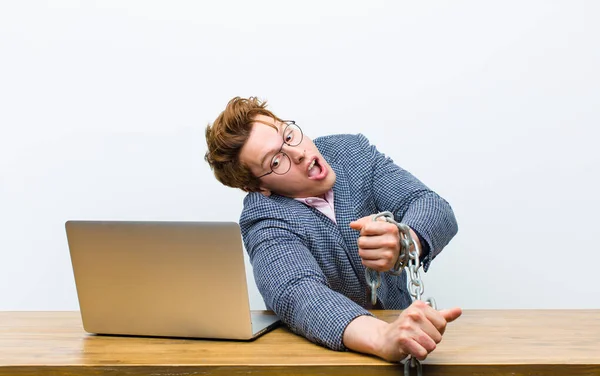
top-left (331, 161), bottom-right (365, 279)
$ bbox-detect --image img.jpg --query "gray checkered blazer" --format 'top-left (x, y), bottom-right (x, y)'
top-left (240, 134), bottom-right (457, 351)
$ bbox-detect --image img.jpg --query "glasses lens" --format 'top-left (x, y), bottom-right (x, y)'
top-left (283, 123), bottom-right (303, 147)
top-left (271, 152), bottom-right (291, 175)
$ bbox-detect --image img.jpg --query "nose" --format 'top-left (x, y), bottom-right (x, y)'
top-left (282, 144), bottom-right (305, 164)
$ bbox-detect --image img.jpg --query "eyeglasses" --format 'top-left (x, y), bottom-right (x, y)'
top-left (257, 121), bottom-right (303, 178)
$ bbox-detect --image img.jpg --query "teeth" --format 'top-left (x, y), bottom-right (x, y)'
top-left (308, 159), bottom-right (316, 170)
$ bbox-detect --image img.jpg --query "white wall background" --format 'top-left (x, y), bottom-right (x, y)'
top-left (1, 0), bottom-right (598, 311)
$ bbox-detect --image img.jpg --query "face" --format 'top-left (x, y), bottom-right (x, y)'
top-left (239, 115), bottom-right (336, 198)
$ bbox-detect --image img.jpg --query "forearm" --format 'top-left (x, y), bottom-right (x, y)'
top-left (342, 315), bottom-right (388, 358)
top-left (243, 212), bottom-right (373, 351)
top-left (248, 233), bottom-right (373, 350)
top-left (401, 191), bottom-right (458, 260)
top-left (265, 277), bottom-right (373, 351)
top-left (364, 134), bottom-right (457, 261)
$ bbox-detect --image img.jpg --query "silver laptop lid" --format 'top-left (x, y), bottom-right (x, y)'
top-left (66, 221), bottom-right (256, 339)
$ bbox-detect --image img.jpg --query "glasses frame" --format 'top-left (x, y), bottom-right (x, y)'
top-left (257, 121), bottom-right (303, 178)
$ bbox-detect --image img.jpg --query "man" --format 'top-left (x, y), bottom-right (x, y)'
top-left (204, 96), bottom-right (462, 362)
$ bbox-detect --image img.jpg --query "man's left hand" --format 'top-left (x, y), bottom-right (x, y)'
top-left (349, 215), bottom-right (420, 272)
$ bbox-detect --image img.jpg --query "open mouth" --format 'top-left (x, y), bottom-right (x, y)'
top-left (308, 158), bottom-right (325, 179)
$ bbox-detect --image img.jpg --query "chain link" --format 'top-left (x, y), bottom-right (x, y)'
top-left (363, 211), bottom-right (434, 376)
top-left (404, 356), bottom-right (422, 376)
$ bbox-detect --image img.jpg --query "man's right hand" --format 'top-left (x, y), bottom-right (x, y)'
top-left (342, 300), bottom-right (462, 362)
top-left (374, 300), bottom-right (462, 362)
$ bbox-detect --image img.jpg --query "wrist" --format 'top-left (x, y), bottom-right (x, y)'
top-left (408, 228), bottom-right (422, 258)
top-left (391, 227), bottom-right (422, 271)
top-left (342, 315), bottom-right (388, 357)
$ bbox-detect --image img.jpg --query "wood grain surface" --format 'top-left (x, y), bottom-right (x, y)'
top-left (1, 310), bottom-right (599, 375)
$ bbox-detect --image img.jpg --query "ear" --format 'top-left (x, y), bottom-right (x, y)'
top-left (259, 187), bottom-right (272, 197)
top-left (244, 185), bottom-right (272, 197)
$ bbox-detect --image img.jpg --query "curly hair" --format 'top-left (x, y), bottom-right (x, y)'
top-left (204, 96), bottom-right (283, 192)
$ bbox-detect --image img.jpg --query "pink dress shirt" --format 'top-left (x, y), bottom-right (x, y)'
top-left (294, 189), bottom-right (336, 224)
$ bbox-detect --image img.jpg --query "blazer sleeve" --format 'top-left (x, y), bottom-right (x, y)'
top-left (240, 193), bottom-right (372, 351)
top-left (352, 134), bottom-right (458, 271)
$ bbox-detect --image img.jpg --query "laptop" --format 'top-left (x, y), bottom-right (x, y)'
top-left (65, 220), bottom-right (280, 340)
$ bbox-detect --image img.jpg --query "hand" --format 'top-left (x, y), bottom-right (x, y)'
top-left (350, 215), bottom-right (420, 272)
top-left (375, 300), bottom-right (462, 362)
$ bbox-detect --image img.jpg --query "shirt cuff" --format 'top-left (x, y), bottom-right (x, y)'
top-left (412, 228), bottom-right (431, 262)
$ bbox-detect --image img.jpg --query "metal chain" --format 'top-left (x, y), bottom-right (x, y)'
top-left (363, 211), bottom-right (436, 376)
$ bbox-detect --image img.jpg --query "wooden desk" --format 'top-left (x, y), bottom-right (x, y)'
top-left (1, 310), bottom-right (599, 375)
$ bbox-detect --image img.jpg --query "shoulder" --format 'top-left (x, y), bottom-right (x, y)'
top-left (239, 192), bottom-right (313, 254)
top-left (314, 133), bottom-right (372, 163)
top-left (241, 192), bottom-right (292, 221)
top-left (240, 192), bottom-right (306, 236)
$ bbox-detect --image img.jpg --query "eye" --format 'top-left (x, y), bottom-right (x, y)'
top-left (271, 155), bottom-right (281, 169)
top-left (284, 130), bottom-right (294, 143)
